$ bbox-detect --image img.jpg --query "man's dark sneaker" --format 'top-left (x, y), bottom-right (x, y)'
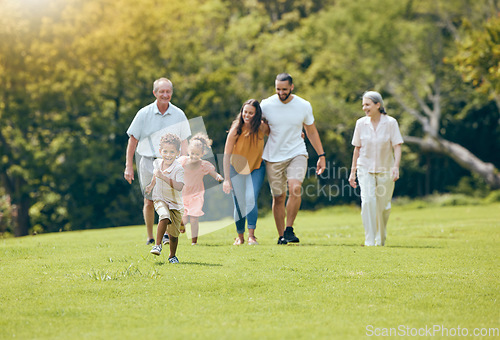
top-left (146, 238), bottom-right (155, 245)
top-left (277, 236), bottom-right (288, 245)
top-left (283, 227), bottom-right (300, 243)
top-left (162, 234), bottom-right (170, 245)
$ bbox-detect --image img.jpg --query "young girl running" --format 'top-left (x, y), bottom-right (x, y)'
top-left (223, 99), bottom-right (269, 245)
top-left (179, 133), bottom-right (223, 245)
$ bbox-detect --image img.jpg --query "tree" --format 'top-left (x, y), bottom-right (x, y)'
top-left (281, 0), bottom-right (500, 190)
top-left (451, 15), bottom-right (500, 111)
top-left (0, 0), bottom-right (165, 235)
top-left (385, 1), bottom-right (500, 188)
top-left (2, 0), bottom-right (499, 235)
top-left (0, 0), bottom-right (55, 236)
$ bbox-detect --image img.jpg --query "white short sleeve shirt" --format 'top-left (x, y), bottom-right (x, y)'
top-left (261, 94), bottom-right (315, 162)
top-left (151, 159), bottom-right (184, 210)
top-left (127, 101), bottom-right (191, 157)
top-left (352, 115), bottom-right (404, 173)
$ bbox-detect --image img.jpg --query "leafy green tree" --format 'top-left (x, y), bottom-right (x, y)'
top-left (0, 0), bottom-right (164, 235)
top-left (1, 0), bottom-right (499, 236)
top-left (451, 14), bottom-right (500, 110)
top-left (276, 0), bottom-right (500, 191)
top-left (382, 0), bottom-right (500, 189)
top-left (0, 0), bottom-right (58, 236)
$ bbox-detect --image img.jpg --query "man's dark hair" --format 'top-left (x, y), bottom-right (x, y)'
top-left (276, 73), bottom-right (293, 85)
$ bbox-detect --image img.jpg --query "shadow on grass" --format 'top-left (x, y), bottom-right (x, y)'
top-left (181, 261), bottom-right (223, 267)
top-left (177, 243), bottom-right (226, 247)
top-left (300, 243), bottom-right (443, 249)
top-left (154, 261), bottom-right (222, 267)
top-left (385, 245), bottom-right (443, 249)
top-left (195, 244), bottom-right (226, 247)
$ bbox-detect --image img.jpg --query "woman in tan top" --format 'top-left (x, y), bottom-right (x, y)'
top-left (223, 99), bottom-right (269, 245)
top-left (349, 91), bottom-right (404, 246)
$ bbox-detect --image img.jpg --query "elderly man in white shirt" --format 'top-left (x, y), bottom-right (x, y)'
top-left (349, 91), bottom-right (403, 246)
top-left (124, 78), bottom-right (191, 245)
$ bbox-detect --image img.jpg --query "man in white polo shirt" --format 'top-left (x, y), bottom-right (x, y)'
top-left (124, 77), bottom-right (191, 245)
top-left (261, 73), bottom-right (326, 244)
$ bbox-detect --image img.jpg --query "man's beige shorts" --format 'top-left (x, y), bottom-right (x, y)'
top-left (153, 200), bottom-right (182, 237)
top-left (266, 155), bottom-right (308, 197)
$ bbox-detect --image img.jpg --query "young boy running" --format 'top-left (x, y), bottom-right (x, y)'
top-left (145, 133), bottom-right (184, 263)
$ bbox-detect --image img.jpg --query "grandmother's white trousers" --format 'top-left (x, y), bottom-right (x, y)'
top-left (357, 167), bottom-right (395, 246)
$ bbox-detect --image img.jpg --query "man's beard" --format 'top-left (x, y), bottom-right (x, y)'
top-left (279, 91), bottom-right (291, 102)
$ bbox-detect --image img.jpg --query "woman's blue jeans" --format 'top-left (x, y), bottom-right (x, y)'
top-left (230, 162), bottom-right (266, 234)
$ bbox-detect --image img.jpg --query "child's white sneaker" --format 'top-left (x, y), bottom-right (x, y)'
top-left (150, 245), bottom-right (162, 256)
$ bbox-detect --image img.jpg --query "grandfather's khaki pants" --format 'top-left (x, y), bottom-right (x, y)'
top-left (357, 167), bottom-right (395, 246)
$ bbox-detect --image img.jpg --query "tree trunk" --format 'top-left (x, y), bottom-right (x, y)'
top-left (405, 135), bottom-right (500, 189)
top-left (2, 172), bottom-right (31, 237)
top-left (14, 194), bottom-right (30, 237)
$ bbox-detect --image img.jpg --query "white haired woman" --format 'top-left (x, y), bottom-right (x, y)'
top-left (348, 91), bottom-right (403, 246)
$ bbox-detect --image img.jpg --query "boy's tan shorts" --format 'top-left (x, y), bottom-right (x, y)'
top-left (266, 155), bottom-right (308, 197)
top-left (153, 200), bottom-right (182, 237)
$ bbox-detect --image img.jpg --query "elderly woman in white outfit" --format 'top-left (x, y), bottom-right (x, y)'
top-left (348, 91), bottom-right (403, 246)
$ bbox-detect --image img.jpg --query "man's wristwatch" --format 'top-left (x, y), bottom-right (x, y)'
top-left (318, 153), bottom-right (326, 158)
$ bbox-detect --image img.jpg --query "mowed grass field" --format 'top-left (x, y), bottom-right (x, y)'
top-left (1, 203), bottom-right (499, 339)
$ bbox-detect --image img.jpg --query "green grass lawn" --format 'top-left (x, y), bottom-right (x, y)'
top-left (1, 203), bottom-right (499, 339)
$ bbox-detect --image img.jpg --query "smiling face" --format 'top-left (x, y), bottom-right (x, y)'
top-left (159, 142), bottom-right (179, 167)
top-left (188, 143), bottom-right (204, 162)
top-left (362, 97), bottom-right (381, 117)
top-left (275, 80), bottom-right (294, 103)
top-left (242, 104), bottom-right (257, 125)
top-left (153, 80), bottom-right (173, 107)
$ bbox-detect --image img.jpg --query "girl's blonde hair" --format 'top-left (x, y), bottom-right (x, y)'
top-left (189, 132), bottom-right (212, 155)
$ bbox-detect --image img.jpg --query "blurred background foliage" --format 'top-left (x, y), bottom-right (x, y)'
top-left (0, 0), bottom-right (499, 236)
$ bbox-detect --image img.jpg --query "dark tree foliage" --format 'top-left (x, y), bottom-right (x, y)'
top-left (0, 0), bottom-right (498, 235)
